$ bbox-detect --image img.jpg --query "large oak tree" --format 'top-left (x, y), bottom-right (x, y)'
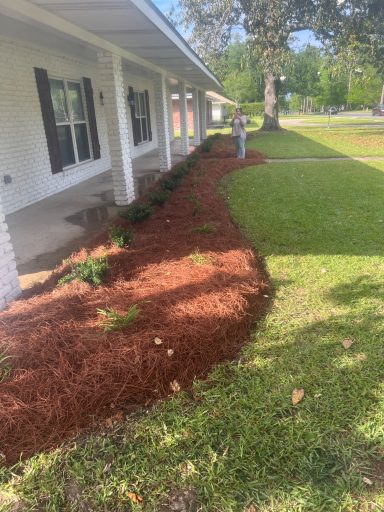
top-left (176, 0), bottom-right (384, 130)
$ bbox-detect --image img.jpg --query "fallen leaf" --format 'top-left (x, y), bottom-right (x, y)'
top-left (292, 388), bottom-right (305, 406)
top-left (170, 380), bottom-right (181, 393)
top-left (167, 349), bottom-right (174, 357)
top-left (314, 393), bottom-right (322, 398)
top-left (363, 476), bottom-right (373, 486)
top-left (342, 338), bottom-right (353, 349)
top-left (154, 337), bottom-right (163, 345)
top-left (127, 492), bottom-right (143, 503)
top-left (321, 268), bottom-right (328, 274)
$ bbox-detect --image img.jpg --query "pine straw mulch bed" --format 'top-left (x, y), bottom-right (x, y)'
top-left (0, 136), bottom-right (268, 464)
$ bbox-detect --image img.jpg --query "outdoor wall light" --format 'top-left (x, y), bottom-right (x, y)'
top-left (99, 91), bottom-right (104, 105)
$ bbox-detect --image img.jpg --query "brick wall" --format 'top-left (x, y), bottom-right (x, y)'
top-left (0, 36), bottom-right (111, 215)
top-left (172, 99), bottom-right (193, 131)
top-left (0, 203), bottom-right (20, 309)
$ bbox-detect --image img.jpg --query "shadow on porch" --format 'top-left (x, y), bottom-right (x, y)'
top-left (6, 139), bottom-right (194, 290)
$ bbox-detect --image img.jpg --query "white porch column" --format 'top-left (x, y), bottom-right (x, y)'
top-left (97, 52), bottom-right (135, 205)
top-left (200, 90), bottom-right (207, 140)
top-left (167, 85), bottom-right (175, 142)
top-left (178, 81), bottom-right (189, 156)
top-left (192, 87), bottom-right (201, 146)
top-left (154, 74), bottom-right (172, 172)
top-left (0, 204), bottom-right (21, 311)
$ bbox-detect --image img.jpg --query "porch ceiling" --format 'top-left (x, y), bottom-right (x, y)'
top-left (19, 0), bottom-right (221, 91)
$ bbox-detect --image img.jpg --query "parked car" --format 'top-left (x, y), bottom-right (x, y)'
top-left (372, 104), bottom-right (384, 116)
top-left (328, 106), bottom-right (338, 115)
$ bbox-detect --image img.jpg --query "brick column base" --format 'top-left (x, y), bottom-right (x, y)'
top-left (0, 207), bottom-right (21, 310)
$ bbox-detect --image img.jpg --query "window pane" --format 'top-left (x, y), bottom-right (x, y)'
top-left (67, 82), bottom-right (85, 122)
top-left (49, 79), bottom-right (69, 123)
top-left (141, 117), bottom-right (148, 142)
top-left (57, 125), bottom-right (75, 166)
top-left (139, 93), bottom-right (146, 117)
top-left (74, 123), bottom-right (90, 161)
top-left (134, 92), bottom-right (140, 117)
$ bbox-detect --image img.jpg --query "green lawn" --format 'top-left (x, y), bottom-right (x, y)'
top-left (280, 116), bottom-right (384, 126)
top-left (2, 136), bottom-right (384, 511)
top-left (247, 127), bottom-right (384, 158)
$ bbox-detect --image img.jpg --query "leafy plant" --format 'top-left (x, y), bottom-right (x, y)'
top-left (192, 223), bottom-right (216, 234)
top-left (188, 250), bottom-right (210, 265)
top-left (200, 138), bottom-right (214, 153)
top-left (160, 177), bottom-right (180, 192)
top-left (120, 203), bottom-right (153, 223)
top-left (186, 152), bottom-right (200, 168)
top-left (0, 350), bottom-right (11, 383)
top-left (148, 189), bottom-right (170, 207)
top-left (109, 225), bottom-right (133, 248)
top-left (97, 305), bottom-right (140, 332)
top-left (58, 255), bottom-right (109, 287)
top-left (172, 163), bottom-right (189, 179)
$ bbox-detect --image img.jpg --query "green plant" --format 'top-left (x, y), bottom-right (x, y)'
top-left (97, 304), bottom-right (140, 332)
top-left (192, 223), bottom-right (216, 234)
top-left (119, 203), bottom-right (153, 223)
top-left (148, 189), bottom-right (170, 207)
top-left (160, 176), bottom-right (180, 192)
top-left (200, 138), bottom-right (214, 153)
top-left (58, 255), bottom-right (109, 287)
top-left (186, 152), bottom-right (200, 168)
top-left (0, 350), bottom-right (11, 383)
top-left (172, 163), bottom-right (189, 179)
top-left (109, 225), bottom-right (133, 248)
top-left (187, 192), bottom-right (203, 216)
top-left (188, 250), bottom-right (210, 265)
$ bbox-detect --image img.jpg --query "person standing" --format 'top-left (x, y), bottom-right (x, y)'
top-left (230, 107), bottom-right (247, 158)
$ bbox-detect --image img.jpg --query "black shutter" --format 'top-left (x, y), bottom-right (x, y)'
top-left (82, 77), bottom-right (101, 160)
top-left (129, 86), bottom-right (141, 146)
top-left (144, 89), bottom-right (152, 141)
top-left (34, 67), bottom-right (62, 174)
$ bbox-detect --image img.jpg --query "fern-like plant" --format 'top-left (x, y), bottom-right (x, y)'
top-left (58, 255), bottom-right (109, 287)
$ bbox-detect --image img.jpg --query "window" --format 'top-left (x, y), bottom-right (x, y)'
top-left (134, 91), bottom-right (149, 144)
top-left (49, 79), bottom-right (91, 167)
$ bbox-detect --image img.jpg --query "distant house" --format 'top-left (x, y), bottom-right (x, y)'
top-left (0, 0), bottom-right (221, 310)
top-left (172, 91), bottom-right (236, 130)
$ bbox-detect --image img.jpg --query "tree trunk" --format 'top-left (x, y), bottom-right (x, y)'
top-left (261, 73), bottom-right (281, 131)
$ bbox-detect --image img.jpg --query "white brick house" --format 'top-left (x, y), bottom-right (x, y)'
top-left (0, 0), bottom-right (221, 309)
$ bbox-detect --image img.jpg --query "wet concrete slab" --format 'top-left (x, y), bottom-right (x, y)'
top-left (6, 140), bottom-right (193, 290)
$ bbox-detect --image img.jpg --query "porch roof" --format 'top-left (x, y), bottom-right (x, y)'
top-left (0, 0), bottom-right (221, 91)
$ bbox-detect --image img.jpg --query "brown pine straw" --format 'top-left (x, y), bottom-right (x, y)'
top-left (0, 135), bottom-right (267, 464)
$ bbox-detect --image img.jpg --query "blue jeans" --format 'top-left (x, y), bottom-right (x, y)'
top-left (233, 136), bottom-right (245, 158)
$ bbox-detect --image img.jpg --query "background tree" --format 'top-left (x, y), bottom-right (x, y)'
top-left (173, 0), bottom-right (384, 130)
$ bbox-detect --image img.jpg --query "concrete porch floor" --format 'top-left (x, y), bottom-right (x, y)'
top-left (6, 139), bottom-right (193, 290)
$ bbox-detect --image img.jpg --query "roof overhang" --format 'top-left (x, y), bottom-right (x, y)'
top-left (0, 0), bottom-right (222, 91)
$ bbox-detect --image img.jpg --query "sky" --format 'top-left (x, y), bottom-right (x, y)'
top-left (152, 0), bottom-right (321, 50)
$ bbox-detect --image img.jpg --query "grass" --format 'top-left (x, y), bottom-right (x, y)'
top-left (97, 305), bottom-right (140, 332)
top-left (247, 126), bottom-right (384, 158)
top-left (2, 129), bottom-right (384, 511)
top-left (280, 116), bottom-right (384, 126)
top-left (191, 223), bottom-right (216, 234)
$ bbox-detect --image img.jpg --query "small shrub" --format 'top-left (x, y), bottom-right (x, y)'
top-left (109, 225), bottom-right (133, 248)
top-left (186, 152), bottom-right (200, 168)
top-left (192, 223), bottom-right (216, 234)
top-left (160, 177), bottom-right (180, 192)
top-left (97, 304), bottom-right (140, 332)
top-left (187, 192), bottom-right (203, 216)
top-left (120, 202), bottom-right (153, 223)
top-left (189, 250), bottom-right (210, 265)
top-left (148, 189), bottom-right (170, 206)
top-left (0, 350), bottom-right (11, 383)
top-left (200, 138), bottom-right (214, 153)
top-left (58, 255), bottom-right (108, 287)
top-left (172, 163), bottom-right (189, 179)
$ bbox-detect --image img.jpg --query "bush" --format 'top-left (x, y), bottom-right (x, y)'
top-left (160, 176), bottom-right (180, 192)
top-left (172, 163), bottom-right (189, 179)
top-left (97, 304), bottom-right (140, 332)
top-left (109, 225), bottom-right (133, 248)
top-left (59, 255), bottom-right (109, 287)
top-left (227, 102), bottom-right (264, 117)
top-left (200, 138), bottom-right (214, 153)
top-left (148, 189), bottom-right (170, 206)
top-left (120, 202), bottom-right (153, 222)
top-left (186, 152), bottom-right (200, 168)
